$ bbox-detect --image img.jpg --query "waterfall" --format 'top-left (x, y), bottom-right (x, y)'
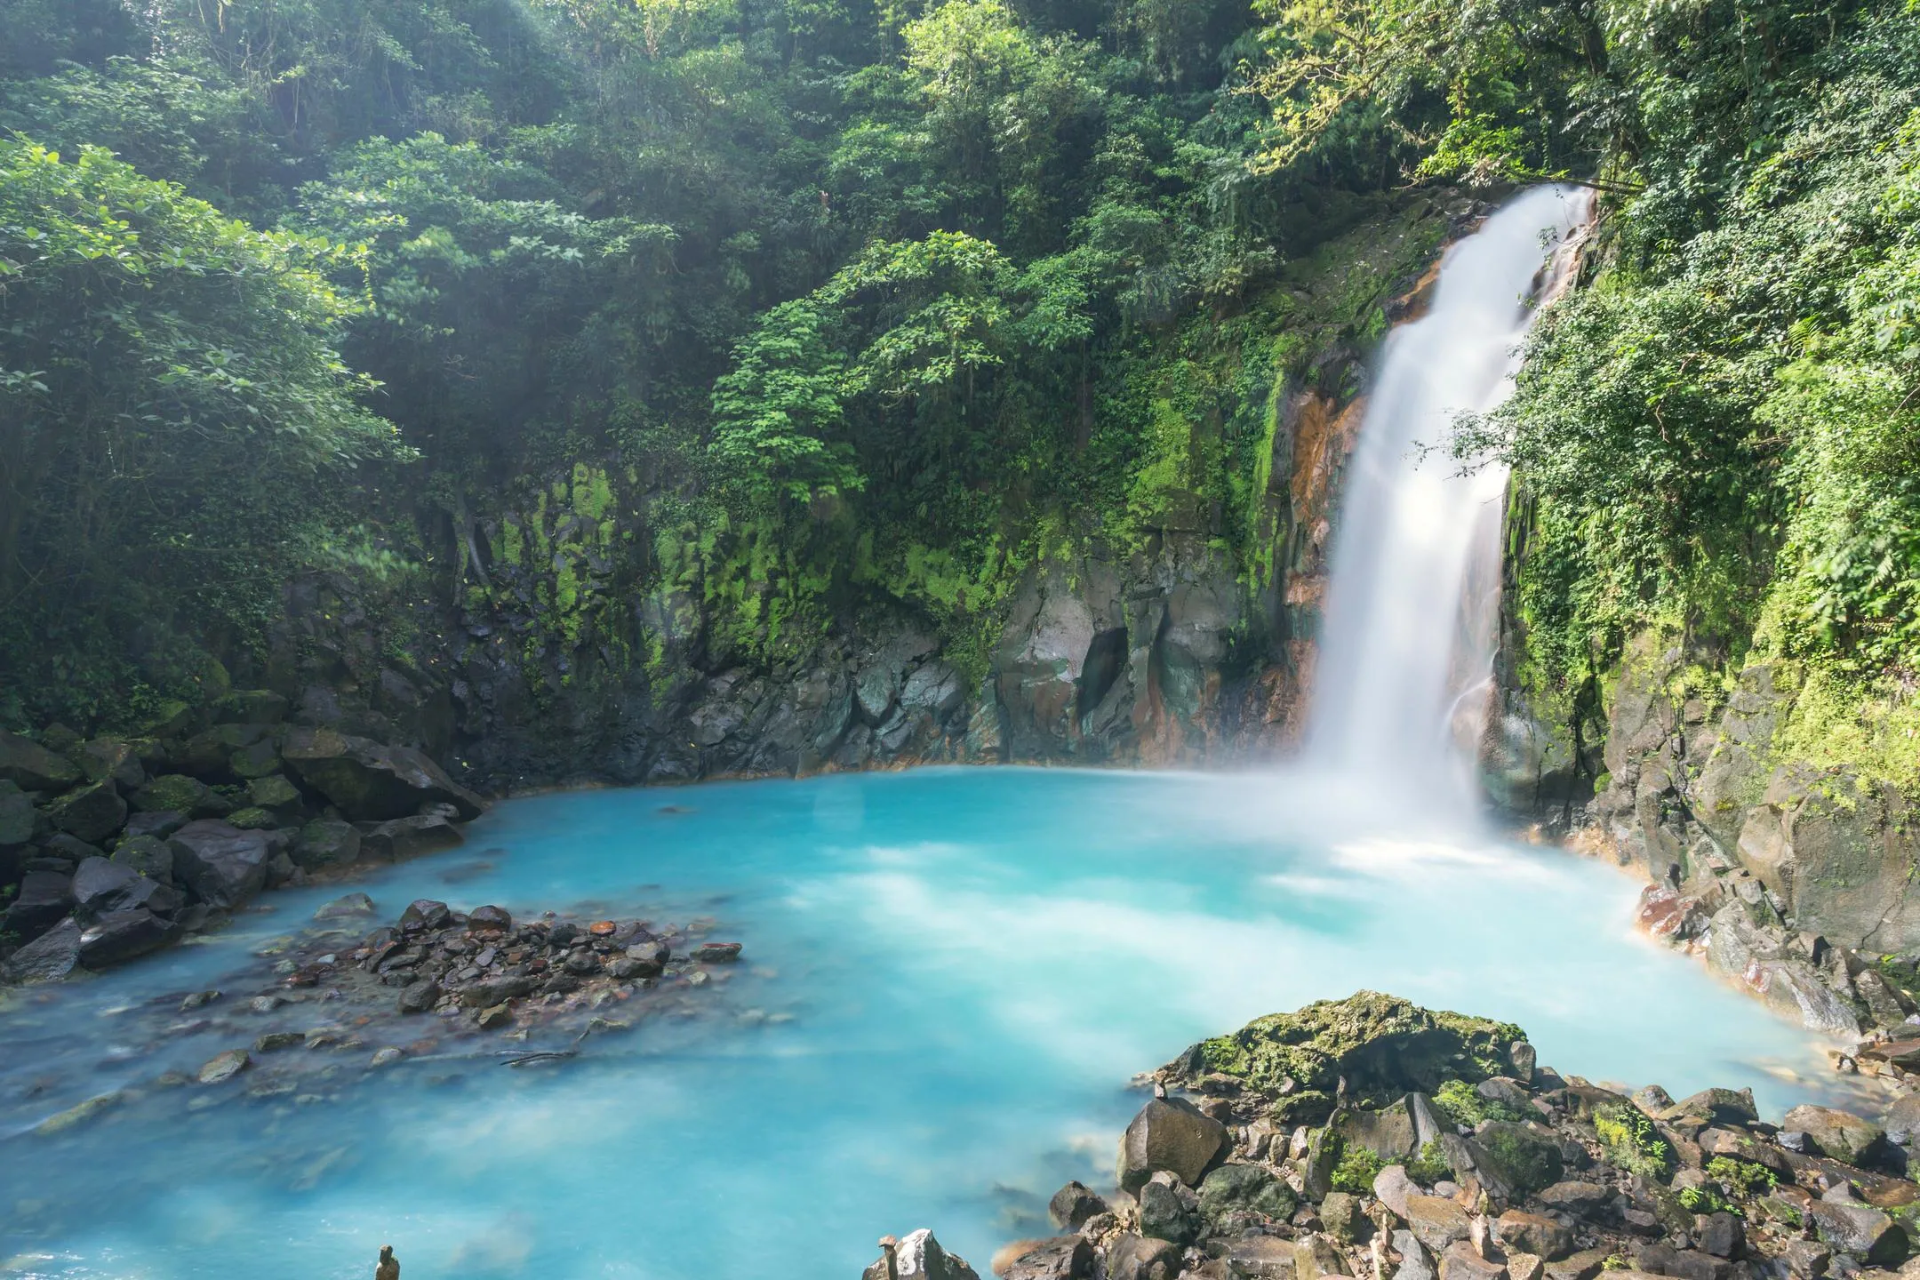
top-left (1305, 186), bottom-right (1591, 804)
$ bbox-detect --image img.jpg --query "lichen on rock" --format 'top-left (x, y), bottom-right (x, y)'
top-left (1167, 990), bottom-right (1528, 1123)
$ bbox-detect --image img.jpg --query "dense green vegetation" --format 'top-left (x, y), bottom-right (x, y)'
top-left (2, 0), bottom-right (1916, 784)
top-left (0, 0), bottom-right (1432, 726)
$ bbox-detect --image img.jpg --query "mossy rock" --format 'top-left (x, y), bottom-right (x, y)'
top-left (213, 690), bottom-right (289, 725)
top-left (1199, 1163), bottom-right (1297, 1223)
top-left (246, 775), bottom-right (302, 811)
top-left (226, 806), bottom-right (278, 830)
top-left (132, 774), bottom-right (229, 818)
top-left (1174, 991), bottom-right (1528, 1124)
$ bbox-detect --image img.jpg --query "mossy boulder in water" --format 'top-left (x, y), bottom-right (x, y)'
top-left (1169, 991), bottom-right (1528, 1124)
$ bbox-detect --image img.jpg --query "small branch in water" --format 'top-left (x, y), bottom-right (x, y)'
top-left (502, 1050), bottom-right (578, 1067)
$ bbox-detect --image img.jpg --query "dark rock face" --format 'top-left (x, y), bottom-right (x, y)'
top-left (357, 814), bottom-right (463, 861)
top-left (110, 835), bottom-right (174, 883)
top-left (48, 781), bottom-right (126, 845)
top-left (4, 868), bottom-right (74, 939)
top-left (0, 730), bottom-right (83, 791)
top-left (78, 908), bottom-right (178, 967)
top-left (167, 820), bottom-right (270, 909)
top-left (282, 727), bottom-right (485, 822)
top-left (1495, 634), bottom-right (1920, 969)
top-left (292, 820), bottom-right (361, 869)
top-left (1117, 1097), bottom-right (1228, 1191)
top-left (1, 916), bottom-right (82, 982)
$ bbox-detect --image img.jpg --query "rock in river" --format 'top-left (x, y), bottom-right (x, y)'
top-left (1117, 1096), bottom-right (1229, 1191)
top-left (198, 1049), bottom-right (251, 1085)
top-left (168, 820), bottom-right (270, 909)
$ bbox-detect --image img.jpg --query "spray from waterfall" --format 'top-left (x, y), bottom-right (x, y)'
top-left (1305, 186), bottom-right (1592, 806)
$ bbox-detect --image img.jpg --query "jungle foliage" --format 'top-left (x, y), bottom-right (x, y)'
top-left (2, 0), bottom-right (1915, 758)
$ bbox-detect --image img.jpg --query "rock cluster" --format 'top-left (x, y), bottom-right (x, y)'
top-left (19, 895), bottom-right (754, 1139)
top-left (938, 992), bottom-right (1920, 1280)
top-left (0, 712), bottom-right (485, 983)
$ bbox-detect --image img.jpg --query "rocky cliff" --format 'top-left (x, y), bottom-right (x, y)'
top-left (246, 195), bottom-right (1477, 795)
top-left (1484, 622), bottom-right (1920, 1039)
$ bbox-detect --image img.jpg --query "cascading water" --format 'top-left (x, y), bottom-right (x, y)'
top-left (1306, 185), bottom-right (1591, 802)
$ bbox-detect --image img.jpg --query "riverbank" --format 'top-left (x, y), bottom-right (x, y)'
top-left (903, 992), bottom-right (1920, 1280)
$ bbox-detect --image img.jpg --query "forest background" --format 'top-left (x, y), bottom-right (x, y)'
top-left (3, 0), bottom-right (1918, 789)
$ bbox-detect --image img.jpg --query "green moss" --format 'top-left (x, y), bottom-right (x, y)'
top-left (1330, 1143), bottom-right (1385, 1195)
top-left (1593, 1103), bottom-right (1674, 1180)
top-left (1190, 992), bottom-right (1527, 1124)
top-left (1432, 1078), bottom-right (1526, 1128)
top-left (1407, 1139), bottom-right (1452, 1185)
top-left (1704, 1155), bottom-right (1777, 1196)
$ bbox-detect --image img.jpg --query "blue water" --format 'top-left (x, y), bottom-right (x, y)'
top-left (0, 768), bottom-right (1853, 1279)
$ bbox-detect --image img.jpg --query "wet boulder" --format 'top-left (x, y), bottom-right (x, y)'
top-left (1337, 1094), bottom-right (1440, 1161)
top-left (47, 781), bottom-right (126, 846)
top-left (1784, 1105), bottom-right (1888, 1168)
top-left (4, 868), bottom-right (74, 938)
top-left (292, 819), bottom-right (361, 869)
top-left (73, 857), bottom-right (181, 919)
top-left (132, 775), bottom-right (229, 819)
top-left (1884, 1094), bottom-right (1920, 1148)
top-left (75, 738), bottom-right (145, 790)
top-left (358, 813), bottom-right (463, 861)
top-left (72, 857), bottom-right (141, 912)
top-left (167, 820), bottom-right (270, 909)
top-left (459, 976), bottom-right (533, 1008)
top-left (315, 892), bottom-right (377, 921)
top-left (110, 835), bottom-right (174, 884)
top-left (399, 899), bottom-right (452, 931)
top-left (78, 908), bottom-right (178, 968)
top-left (0, 916), bottom-right (82, 983)
top-left (469, 905), bottom-right (512, 932)
top-left (1117, 1096), bottom-right (1229, 1191)
top-left (1221, 1237), bottom-right (1297, 1280)
top-left (0, 781), bottom-right (35, 848)
top-left (1672, 1088), bottom-right (1759, 1127)
top-left (282, 727), bottom-right (484, 822)
top-left (1297, 1231), bottom-right (1353, 1279)
top-left (0, 729), bottom-right (83, 791)
top-left (124, 809), bottom-right (188, 841)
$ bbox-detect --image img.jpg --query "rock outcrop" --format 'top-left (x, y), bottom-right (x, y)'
top-left (900, 991), bottom-right (1920, 1280)
top-left (0, 707), bottom-right (484, 982)
top-left (1486, 626), bottom-right (1920, 1040)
